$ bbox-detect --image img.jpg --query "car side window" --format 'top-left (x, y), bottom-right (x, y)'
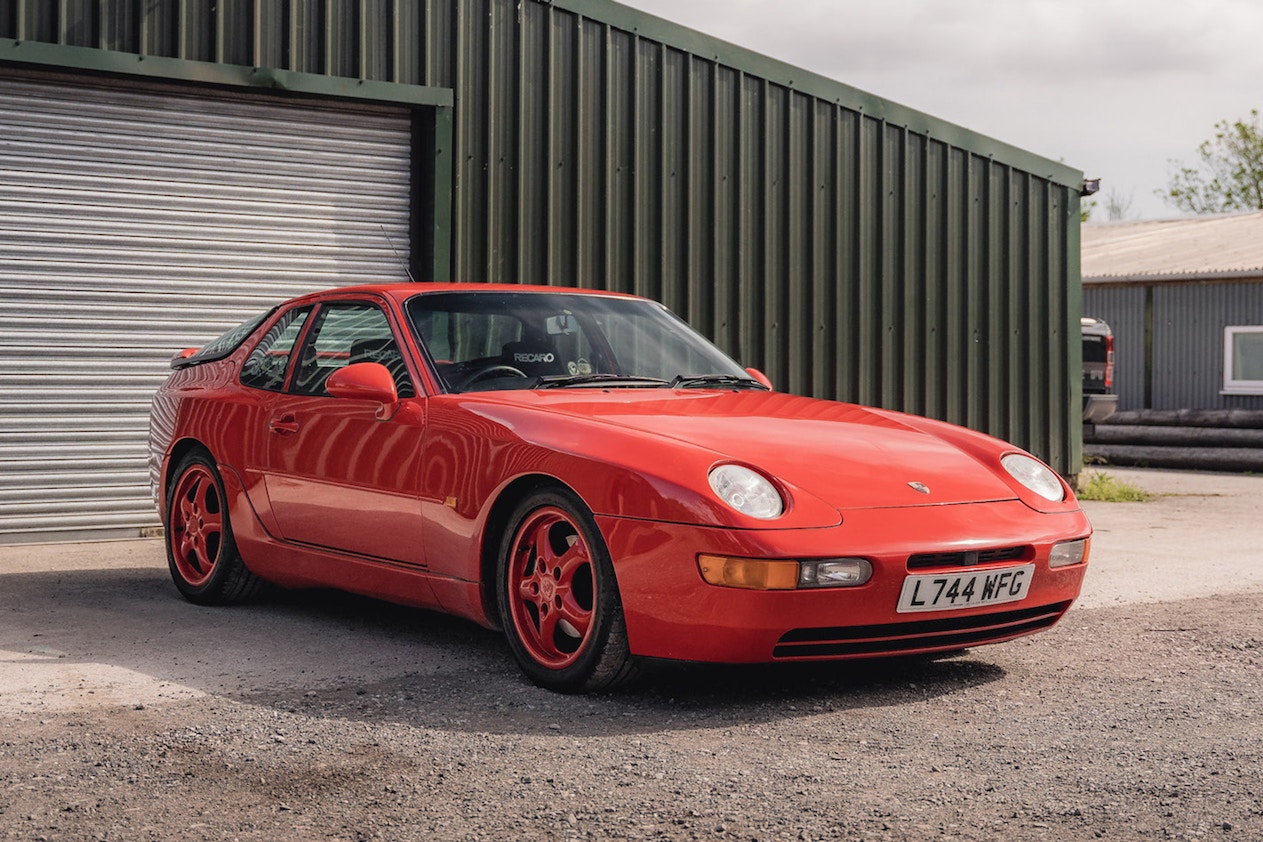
top-left (290, 302), bottom-right (415, 398)
top-left (239, 307), bottom-right (311, 392)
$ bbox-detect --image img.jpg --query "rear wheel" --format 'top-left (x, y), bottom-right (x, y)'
top-left (165, 449), bottom-right (265, 605)
top-left (496, 488), bottom-right (637, 692)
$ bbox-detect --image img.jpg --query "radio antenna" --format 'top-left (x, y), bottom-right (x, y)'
top-left (381, 225), bottom-right (417, 283)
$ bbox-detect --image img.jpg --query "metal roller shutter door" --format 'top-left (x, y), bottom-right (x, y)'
top-left (0, 75), bottom-right (413, 542)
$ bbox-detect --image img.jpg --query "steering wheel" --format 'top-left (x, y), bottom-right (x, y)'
top-left (456, 364), bottom-right (529, 390)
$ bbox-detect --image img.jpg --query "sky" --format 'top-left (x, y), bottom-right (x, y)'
top-left (617, 0), bottom-right (1263, 221)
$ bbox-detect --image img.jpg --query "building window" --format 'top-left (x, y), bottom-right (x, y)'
top-left (1223, 326), bottom-right (1263, 395)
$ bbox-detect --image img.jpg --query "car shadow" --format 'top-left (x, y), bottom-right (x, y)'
top-left (0, 566), bottom-right (1007, 737)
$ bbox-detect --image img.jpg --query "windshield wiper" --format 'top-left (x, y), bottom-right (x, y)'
top-left (533, 374), bottom-right (671, 389)
top-left (669, 374), bottom-right (769, 390)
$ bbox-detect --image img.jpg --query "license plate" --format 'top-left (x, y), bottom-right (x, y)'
top-left (896, 564), bottom-right (1035, 613)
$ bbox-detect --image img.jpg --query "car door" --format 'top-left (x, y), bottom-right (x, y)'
top-left (262, 298), bottom-right (427, 566)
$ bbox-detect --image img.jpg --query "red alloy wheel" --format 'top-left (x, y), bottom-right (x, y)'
top-left (169, 463), bottom-right (225, 588)
top-left (506, 506), bottom-right (597, 669)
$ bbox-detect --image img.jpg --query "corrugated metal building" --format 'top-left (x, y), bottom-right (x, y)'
top-left (1082, 213), bottom-right (1263, 412)
top-left (1, 0), bottom-right (1088, 542)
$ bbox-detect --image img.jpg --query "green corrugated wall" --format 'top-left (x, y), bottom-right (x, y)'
top-left (0, 0), bottom-right (1085, 474)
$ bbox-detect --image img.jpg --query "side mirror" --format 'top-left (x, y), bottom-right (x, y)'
top-left (326, 363), bottom-right (399, 420)
top-left (745, 367), bottom-right (774, 390)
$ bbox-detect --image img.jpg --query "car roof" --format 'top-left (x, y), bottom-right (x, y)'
top-left (289, 283), bottom-right (648, 307)
top-left (1080, 316), bottom-right (1112, 335)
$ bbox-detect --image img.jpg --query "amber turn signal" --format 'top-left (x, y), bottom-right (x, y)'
top-left (697, 555), bottom-right (800, 590)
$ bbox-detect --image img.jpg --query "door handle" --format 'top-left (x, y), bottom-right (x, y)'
top-left (269, 415), bottom-right (300, 435)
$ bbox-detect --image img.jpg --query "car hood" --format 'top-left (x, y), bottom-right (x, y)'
top-left (466, 389), bottom-right (1020, 511)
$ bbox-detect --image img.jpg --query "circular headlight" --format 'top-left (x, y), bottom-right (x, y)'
top-left (1000, 453), bottom-right (1065, 502)
top-left (708, 464), bottom-right (784, 519)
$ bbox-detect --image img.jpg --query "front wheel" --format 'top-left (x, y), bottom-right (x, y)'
top-left (496, 488), bottom-right (637, 692)
top-left (164, 449), bottom-right (266, 605)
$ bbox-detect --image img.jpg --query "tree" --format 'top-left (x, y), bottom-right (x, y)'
top-left (1162, 110), bottom-right (1263, 214)
top-left (1103, 189), bottom-right (1134, 221)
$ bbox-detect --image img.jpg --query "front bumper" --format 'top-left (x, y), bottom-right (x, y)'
top-left (598, 499), bottom-right (1090, 664)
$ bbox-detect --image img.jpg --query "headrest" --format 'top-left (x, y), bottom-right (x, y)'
top-left (502, 338), bottom-right (565, 377)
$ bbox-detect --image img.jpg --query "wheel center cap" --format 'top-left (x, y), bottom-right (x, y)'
top-left (540, 577), bottom-right (557, 601)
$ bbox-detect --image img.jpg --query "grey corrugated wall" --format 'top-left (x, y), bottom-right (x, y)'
top-left (0, 74), bottom-right (414, 539)
top-left (1084, 280), bottom-right (1263, 412)
top-left (1080, 285), bottom-right (1147, 411)
top-left (2, 0), bottom-right (1085, 476)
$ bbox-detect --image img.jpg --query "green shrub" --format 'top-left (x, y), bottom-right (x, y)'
top-left (1076, 471), bottom-right (1150, 502)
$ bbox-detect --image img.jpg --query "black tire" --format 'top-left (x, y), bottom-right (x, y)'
top-left (164, 449), bottom-right (267, 606)
top-left (496, 488), bottom-right (638, 693)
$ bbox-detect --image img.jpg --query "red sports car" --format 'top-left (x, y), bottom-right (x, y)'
top-left (149, 284), bottom-right (1091, 692)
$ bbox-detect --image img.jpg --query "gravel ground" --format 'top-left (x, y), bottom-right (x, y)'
top-left (2, 595), bottom-right (1260, 842)
top-left (2, 468), bottom-right (1261, 841)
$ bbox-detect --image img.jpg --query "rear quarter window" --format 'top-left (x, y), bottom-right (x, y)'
top-left (174, 308), bottom-right (276, 369)
top-left (240, 307), bottom-right (312, 392)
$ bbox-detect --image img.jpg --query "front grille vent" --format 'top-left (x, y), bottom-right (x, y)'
top-left (772, 600), bottom-right (1072, 659)
top-left (907, 545), bottom-right (1027, 571)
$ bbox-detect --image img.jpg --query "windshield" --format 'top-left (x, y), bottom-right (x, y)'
top-left (405, 291), bottom-right (754, 393)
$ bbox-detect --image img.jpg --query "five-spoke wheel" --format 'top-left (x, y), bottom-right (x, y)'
top-left (169, 460), bottom-right (224, 588)
top-left (497, 489), bottom-right (636, 692)
top-left (164, 449), bottom-right (265, 605)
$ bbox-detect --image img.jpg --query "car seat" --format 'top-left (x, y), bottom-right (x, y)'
top-left (501, 335), bottom-right (566, 378)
